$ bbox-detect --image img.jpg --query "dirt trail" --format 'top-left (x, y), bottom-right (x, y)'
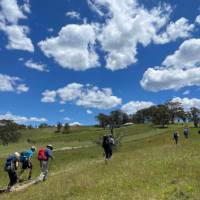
top-left (54, 145), bottom-right (92, 152)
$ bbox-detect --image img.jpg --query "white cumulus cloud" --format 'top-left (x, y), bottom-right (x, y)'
top-left (90, 0), bottom-right (194, 70)
top-left (69, 122), bottom-right (82, 126)
top-left (16, 84), bottom-right (29, 93)
top-left (141, 38), bottom-right (200, 91)
top-left (38, 24), bottom-right (99, 71)
top-left (24, 59), bottom-right (48, 72)
top-left (42, 83), bottom-right (122, 109)
top-left (0, 112), bottom-right (47, 124)
top-left (63, 117), bottom-right (71, 121)
top-left (171, 97), bottom-right (200, 111)
top-left (21, 0), bottom-right (31, 14)
top-left (86, 110), bottom-right (93, 114)
top-left (121, 101), bottom-right (154, 115)
top-left (195, 15), bottom-right (200, 24)
top-left (0, 0), bottom-right (34, 52)
top-left (66, 11), bottom-right (80, 19)
top-left (154, 18), bottom-right (194, 44)
top-left (0, 73), bottom-right (29, 93)
top-left (182, 90), bottom-right (190, 95)
top-left (41, 90), bottom-right (57, 103)
top-left (163, 39), bottom-right (200, 68)
top-left (141, 67), bottom-right (200, 92)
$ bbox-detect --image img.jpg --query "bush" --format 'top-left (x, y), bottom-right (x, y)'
top-left (0, 120), bottom-right (21, 145)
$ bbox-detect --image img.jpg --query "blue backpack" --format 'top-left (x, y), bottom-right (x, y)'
top-left (20, 151), bottom-right (28, 163)
top-left (5, 155), bottom-right (16, 171)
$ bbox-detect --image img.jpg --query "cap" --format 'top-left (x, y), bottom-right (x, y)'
top-left (47, 144), bottom-right (53, 150)
top-left (14, 152), bottom-right (20, 158)
top-left (31, 146), bottom-right (36, 151)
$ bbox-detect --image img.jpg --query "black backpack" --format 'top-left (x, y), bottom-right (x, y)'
top-left (102, 136), bottom-right (109, 147)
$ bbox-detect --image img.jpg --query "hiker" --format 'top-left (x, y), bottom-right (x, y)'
top-left (19, 146), bottom-right (36, 181)
top-left (38, 144), bottom-right (54, 181)
top-left (173, 131), bottom-right (179, 144)
top-left (102, 134), bottom-right (115, 163)
top-left (4, 152), bottom-right (20, 191)
top-left (183, 126), bottom-right (189, 139)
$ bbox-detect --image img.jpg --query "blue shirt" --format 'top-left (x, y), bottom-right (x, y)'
top-left (24, 150), bottom-right (34, 158)
top-left (45, 148), bottom-right (53, 160)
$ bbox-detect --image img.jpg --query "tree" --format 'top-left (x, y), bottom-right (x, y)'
top-left (190, 107), bottom-right (200, 127)
top-left (56, 122), bottom-right (62, 133)
top-left (152, 105), bottom-right (170, 128)
top-left (176, 110), bottom-right (190, 123)
top-left (122, 112), bottom-right (130, 124)
top-left (133, 108), bottom-right (150, 124)
top-left (38, 123), bottom-right (48, 128)
top-left (27, 125), bottom-right (33, 129)
top-left (0, 120), bottom-right (21, 145)
top-left (110, 110), bottom-right (124, 128)
top-left (166, 101), bottom-right (183, 124)
top-left (96, 113), bottom-right (110, 129)
top-left (63, 123), bottom-right (70, 134)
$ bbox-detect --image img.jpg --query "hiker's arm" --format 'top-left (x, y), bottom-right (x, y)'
top-left (48, 151), bottom-right (54, 160)
top-left (16, 160), bottom-right (19, 169)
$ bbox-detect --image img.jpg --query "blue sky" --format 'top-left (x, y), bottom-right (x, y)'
top-left (0, 0), bottom-right (200, 126)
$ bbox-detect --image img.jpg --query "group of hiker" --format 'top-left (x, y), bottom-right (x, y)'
top-left (4, 145), bottom-right (54, 191)
top-left (4, 134), bottom-right (115, 191)
top-left (173, 126), bottom-right (190, 144)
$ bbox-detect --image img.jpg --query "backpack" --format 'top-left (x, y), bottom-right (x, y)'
top-left (109, 137), bottom-right (115, 145)
top-left (5, 155), bottom-right (15, 172)
top-left (38, 148), bottom-right (47, 161)
top-left (20, 151), bottom-right (27, 163)
top-left (173, 132), bottom-right (178, 139)
top-left (102, 136), bottom-right (109, 147)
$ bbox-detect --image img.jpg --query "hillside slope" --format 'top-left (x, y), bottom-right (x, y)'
top-left (1, 124), bottom-right (200, 200)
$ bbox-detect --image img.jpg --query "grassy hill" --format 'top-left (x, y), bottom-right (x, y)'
top-left (0, 124), bottom-right (200, 199)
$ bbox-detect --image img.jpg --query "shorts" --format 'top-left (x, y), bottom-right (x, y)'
top-left (22, 160), bottom-right (32, 170)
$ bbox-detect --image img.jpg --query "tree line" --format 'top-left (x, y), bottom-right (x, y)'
top-left (96, 101), bottom-right (200, 129)
top-left (0, 120), bottom-right (71, 146)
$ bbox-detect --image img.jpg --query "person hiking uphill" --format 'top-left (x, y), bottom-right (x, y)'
top-left (38, 144), bottom-right (54, 181)
top-left (19, 146), bottom-right (36, 181)
top-left (173, 131), bottom-right (179, 144)
top-left (102, 134), bottom-right (115, 164)
top-left (183, 126), bottom-right (189, 139)
top-left (4, 152), bottom-right (20, 191)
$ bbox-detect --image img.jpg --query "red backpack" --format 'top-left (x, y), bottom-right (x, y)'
top-left (38, 148), bottom-right (47, 161)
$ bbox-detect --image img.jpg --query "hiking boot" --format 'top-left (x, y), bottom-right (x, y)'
top-left (28, 176), bottom-right (32, 180)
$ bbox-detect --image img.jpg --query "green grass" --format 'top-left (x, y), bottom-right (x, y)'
top-left (1, 124), bottom-right (200, 199)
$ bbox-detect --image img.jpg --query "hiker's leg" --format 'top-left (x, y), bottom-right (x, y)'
top-left (8, 171), bottom-right (12, 187)
top-left (9, 171), bottom-right (17, 187)
top-left (42, 161), bottom-right (48, 180)
top-left (13, 171), bottom-right (18, 185)
top-left (105, 147), bottom-right (109, 159)
top-left (39, 161), bottom-right (45, 180)
top-left (40, 161), bottom-right (48, 181)
top-left (28, 163), bottom-right (32, 180)
top-left (104, 147), bottom-right (110, 164)
top-left (19, 167), bottom-right (25, 181)
top-left (109, 148), bottom-right (113, 159)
